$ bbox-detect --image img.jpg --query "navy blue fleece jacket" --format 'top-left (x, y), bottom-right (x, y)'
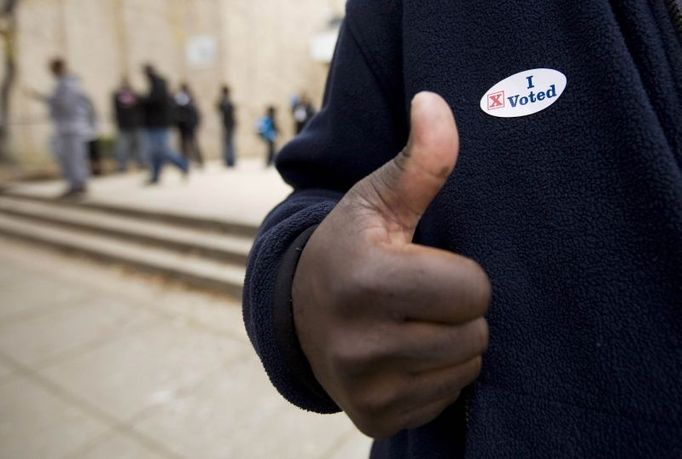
top-left (244, 1), bottom-right (682, 457)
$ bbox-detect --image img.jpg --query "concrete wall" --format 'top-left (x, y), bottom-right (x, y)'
top-left (6, 0), bottom-right (345, 167)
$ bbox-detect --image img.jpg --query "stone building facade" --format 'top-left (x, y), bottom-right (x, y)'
top-left (7, 0), bottom-right (344, 167)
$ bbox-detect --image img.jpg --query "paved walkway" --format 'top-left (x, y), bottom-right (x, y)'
top-left (0, 238), bottom-right (370, 459)
top-left (5, 160), bottom-right (293, 228)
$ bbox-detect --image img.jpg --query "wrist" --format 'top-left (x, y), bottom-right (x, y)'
top-left (273, 225), bottom-right (338, 410)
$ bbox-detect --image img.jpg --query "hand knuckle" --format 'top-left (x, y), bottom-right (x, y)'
top-left (425, 332), bottom-right (454, 359)
top-left (355, 385), bottom-right (398, 417)
top-left (429, 378), bottom-right (461, 402)
top-left (331, 270), bottom-right (373, 312)
top-left (330, 270), bottom-right (358, 306)
top-left (332, 339), bottom-right (368, 372)
top-left (402, 403), bottom-right (450, 432)
top-left (350, 268), bottom-right (375, 298)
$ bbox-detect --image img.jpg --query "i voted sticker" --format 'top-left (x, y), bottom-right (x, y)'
top-left (480, 68), bottom-right (567, 118)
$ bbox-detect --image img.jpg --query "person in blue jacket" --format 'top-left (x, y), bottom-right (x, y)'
top-left (244, 1), bottom-right (682, 457)
top-left (258, 105), bottom-right (279, 167)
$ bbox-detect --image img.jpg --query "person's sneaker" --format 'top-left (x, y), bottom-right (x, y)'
top-left (58, 187), bottom-right (87, 199)
top-left (143, 179), bottom-right (159, 187)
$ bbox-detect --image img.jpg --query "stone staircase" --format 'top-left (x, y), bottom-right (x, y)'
top-left (0, 191), bottom-right (257, 298)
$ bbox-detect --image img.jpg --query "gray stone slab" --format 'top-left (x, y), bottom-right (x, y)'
top-left (0, 237), bottom-right (171, 308)
top-left (0, 359), bottom-right (15, 384)
top-left (0, 376), bottom-right (109, 459)
top-left (70, 430), bottom-right (167, 459)
top-left (134, 359), bottom-right (359, 459)
top-left (0, 262), bottom-right (40, 286)
top-left (0, 276), bottom-right (96, 321)
top-left (0, 236), bottom-right (246, 337)
top-left (0, 296), bottom-right (158, 368)
top-left (43, 319), bottom-right (251, 422)
top-left (148, 288), bottom-right (248, 342)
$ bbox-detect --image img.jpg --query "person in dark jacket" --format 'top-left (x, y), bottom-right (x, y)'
top-left (140, 64), bottom-right (188, 184)
top-left (83, 94), bottom-right (102, 176)
top-left (291, 93), bottom-right (316, 135)
top-left (113, 77), bottom-right (145, 171)
top-left (174, 83), bottom-right (204, 167)
top-left (244, 1), bottom-right (682, 458)
top-left (217, 85), bottom-right (237, 168)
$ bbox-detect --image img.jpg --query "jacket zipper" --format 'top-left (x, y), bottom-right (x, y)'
top-left (664, 0), bottom-right (682, 38)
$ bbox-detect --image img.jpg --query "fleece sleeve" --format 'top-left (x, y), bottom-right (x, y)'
top-left (242, 0), bottom-right (407, 413)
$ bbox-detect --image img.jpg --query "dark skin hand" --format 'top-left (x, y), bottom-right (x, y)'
top-left (292, 92), bottom-right (492, 439)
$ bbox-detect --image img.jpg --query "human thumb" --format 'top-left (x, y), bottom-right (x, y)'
top-left (358, 91), bottom-right (459, 242)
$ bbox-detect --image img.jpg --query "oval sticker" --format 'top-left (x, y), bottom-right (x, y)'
top-left (480, 68), bottom-right (567, 118)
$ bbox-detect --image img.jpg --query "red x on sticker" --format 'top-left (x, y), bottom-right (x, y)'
top-left (488, 91), bottom-right (505, 110)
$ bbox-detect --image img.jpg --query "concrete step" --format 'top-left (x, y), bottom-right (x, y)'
top-left (0, 190), bottom-right (259, 238)
top-left (0, 213), bottom-right (245, 298)
top-left (0, 196), bottom-right (252, 265)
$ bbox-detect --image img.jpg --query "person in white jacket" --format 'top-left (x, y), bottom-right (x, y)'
top-left (29, 59), bottom-right (91, 197)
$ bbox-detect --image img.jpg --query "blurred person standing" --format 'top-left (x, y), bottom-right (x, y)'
top-left (174, 83), bottom-right (204, 167)
top-left (84, 95), bottom-right (102, 176)
top-left (292, 93), bottom-right (316, 134)
top-left (217, 86), bottom-right (237, 168)
top-left (257, 106), bottom-right (279, 167)
top-left (27, 58), bottom-right (91, 198)
top-left (113, 78), bottom-right (145, 171)
top-left (140, 64), bottom-right (188, 185)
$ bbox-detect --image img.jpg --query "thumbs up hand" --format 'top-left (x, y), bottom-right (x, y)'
top-left (292, 92), bottom-right (492, 439)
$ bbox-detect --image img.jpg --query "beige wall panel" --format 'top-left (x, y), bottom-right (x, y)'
top-left (5, 0), bottom-right (348, 168)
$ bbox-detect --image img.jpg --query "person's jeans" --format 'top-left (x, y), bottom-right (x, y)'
top-left (179, 129), bottom-right (204, 166)
top-left (144, 128), bottom-right (188, 183)
top-left (266, 140), bottom-right (276, 166)
top-left (223, 129), bottom-right (236, 167)
top-left (53, 133), bottom-right (89, 189)
top-left (116, 129), bottom-right (146, 171)
top-left (88, 139), bottom-right (102, 176)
